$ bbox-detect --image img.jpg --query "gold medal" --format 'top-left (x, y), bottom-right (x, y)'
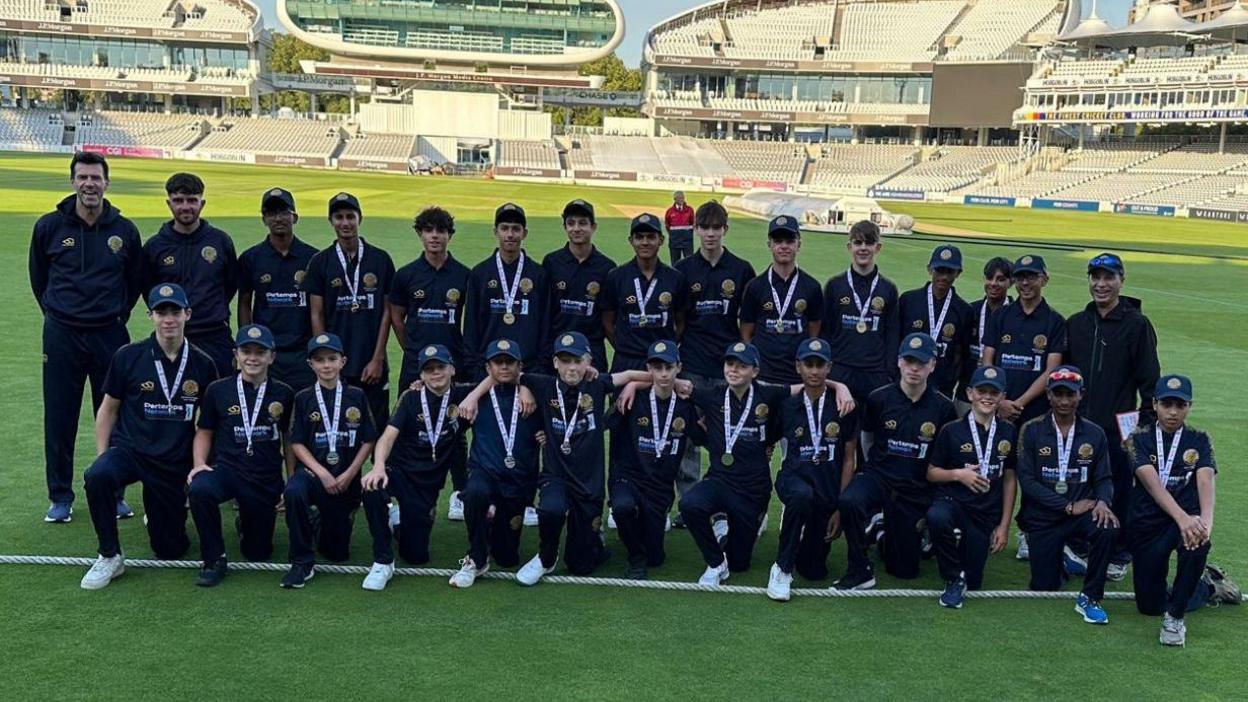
top-left (721, 453), bottom-right (734, 467)
top-left (503, 312), bottom-right (516, 325)
top-left (856, 320), bottom-right (868, 334)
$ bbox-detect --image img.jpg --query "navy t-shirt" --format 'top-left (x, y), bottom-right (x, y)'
top-left (197, 375), bottom-right (294, 483)
top-left (289, 383), bottom-right (379, 476)
top-left (674, 249), bottom-right (755, 379)
top-left (1015, 413), bottom-right (1112, 530)
top-left (690, 380), bottom-right (791, 500)
top-left (542, 245), bottom-right (616, 365)
top-left (463, 250), bottom-right (549, 377)
top-left (859, 383), bottom-right (957, 499)
top-left (611, 388), bottom-right (703, 488)
top-left (466, 382), bottom-right (542, 498)
top-left (388, 253), bottom-right (470, 368)
top-left (302, 239), bottom-right (396, 378)
top-left (777, 390), bottom-right (859, 501)
top-left (103, 335), bottom-right (220, 469)
top-left (237, 236), bottom-right (317, 351)
top-left (983, 298), bottom-right (1067, 422)
top-left (1128, 423), bottom-right (1216, 532)
top-left (897, 284), bottom-right (974, 397)
top-left (386, 384), bottom-right (472, 477)
top-left (521, 373), bottom-right (616, 500)
top-left (739, 266), bottom-right (824, 384)
top-left (928, 415), bottom-right (1018, 519)
top-left (821, 267), bottom-right (901, 373)
top-left (601, 258), bottom-right (686, 368)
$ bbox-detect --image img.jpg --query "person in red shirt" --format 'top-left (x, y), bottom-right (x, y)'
top-left (664, 191), bottom-right (695, 263)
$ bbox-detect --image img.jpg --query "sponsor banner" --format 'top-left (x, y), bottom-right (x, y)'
top-left (721, 177), bottom-right (787, 192)
top-left (869, 187), bottom-right (925, 201)
top-left (651, 105), bottom-right (926, 126)
top-left (637, 172), bottom-right (702, 188)
top-left (268, 72), bottom-right (358, 94)
top-left (183, 150), bottom-right (255, 164)
top-left (0, 17), bottom-right (251, 43)
top-left (1112, 203), bottom-right (1175, 217)
top-left (1017, 107), bottom-right (1248, 124)
top-left (79, 144), bottom-right (168, 159)
top-left (0, 71), bottom-right (248, 96)
top-left (312, 64), bottom-right (596, 89)
top-left (495, 165), bottom-right (562, 178)
top-left (543, 88), bottom-right (643, 108)
top-left (1188, 207), bottom-right (1247, 223)
top-left (1032, 198), bottom-right (1100, 212)
top-left (339, 158), bottom-right (409, 173)
top-left (964, 194), bottom-right (1016, 207)
top-left (255, 154), bottom-right (330, 168)
top-left (650, 54), bottom-right (932, 74)
top-left (573, 169), bottom-right (637, 182)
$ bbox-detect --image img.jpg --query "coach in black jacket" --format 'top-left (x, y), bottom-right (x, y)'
top-left (1066, 252), bottom-right (1159, 567)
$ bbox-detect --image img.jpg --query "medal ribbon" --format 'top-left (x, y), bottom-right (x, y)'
top-left (650, 389), bottom-right (678, 456)
top-left (555, 382), bottom-right (582, 451)
top-left (315, 382), bottom-right (343, 459)
top-left (927, 283), bottom-right (952, 343)
top-left (1155, 425), bottom-right (1185, 487)
top-left (490, 386), bottom-right (520, 462)
top-left (804, 390), bottom-right (825, 463)
top-left (154, 342), bottom-right (189, 407)
top-left (420, 387), bottom-right (448, 462)
top-left (847, 270), bottom-right (880, 326)
top-left (768, 266), bottom-right (800, 323)
top-left (1053, 416), bottom-right (1075, 485)
top-left (723, 385), bottom-right (754, 455)
top-left (335, 240), bottom-right (365, 308)
top-left (235, 375), bottom-right (267, 456)
top-left (494, 250), bottom-right (525, 314)
top-left (968, 413), bottom-right (998, 478)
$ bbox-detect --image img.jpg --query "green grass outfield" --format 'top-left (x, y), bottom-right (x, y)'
top-left (1, 153), bottom-right (1245, 700)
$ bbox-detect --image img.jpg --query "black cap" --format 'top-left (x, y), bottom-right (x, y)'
top-left (768, 214), bottom-right (801, 239)
top-left (495, 202), bottom-right (527, 227)
top-left (1013, 254), bottom-right (1047, 275)
top-left (261, 187), bottom-right (295, 213)
top-left (929, 245), bottom-right (962, 271)
top-left (562, 199), bottom-right (595, 223)
top-left (630, 212), bottom-right (662, 235)
top-left (1087, 252), bottom-right (1125, 277)
top-left (328, 192), bottom-right (361, 218)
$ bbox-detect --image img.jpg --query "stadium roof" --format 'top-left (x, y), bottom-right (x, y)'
top-left (1058, 0), bottom-right (1248, 47)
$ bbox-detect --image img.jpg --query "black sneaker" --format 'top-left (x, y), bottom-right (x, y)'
top-left (280, 563), bottom-right (315, 589)
top-left (625, 557), bottom-right (648, 581)
top-left (831, 569), bottom-right (876, 591)
top-left (194, 557), bottom-right (228, 588)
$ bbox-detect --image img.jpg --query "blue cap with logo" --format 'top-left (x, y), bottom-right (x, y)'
top-left (147, 283), bottom-right (190, 310)
top-left (486, 338), bottom-right (522, 361)
top-left (1154, 374), bottom-right (1193, 402)
top-left (261, 187), bottom-right (295, 213)
top-left (1013, 254), bottom-right (1047, 275)
top-left (306, 332), bottom-right (345, 356)
top-left (630, 212), bottom-right (662, 235)
top-left (969, 365), bottom-right (1006, 391)
top-left (418, 343), bottom-right (454, 368)
top-left (898, 333), bottom-right (938, 362)
top-left (929, 244), bottom-right (963, 271)
top-left (768, 214), bottom-right (801, 239)
top-left (646, 339), bottom-right (680, 364)
top-left (796, 337), bottom-right (831, 362)
top-left (724, 341), bottom-right (760, 367)
top-left (1046, 365), bottom-right (1084, 392)
top-left (553, 332), bottom-right (591, 358)
top-left (235, 324), bottom-right (275, 350)
top-left (1088, 252), bottom-right (1125, 276)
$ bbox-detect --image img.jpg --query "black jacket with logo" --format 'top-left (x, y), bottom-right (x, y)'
top-left (1065, 297), bottom-right (1159, 435)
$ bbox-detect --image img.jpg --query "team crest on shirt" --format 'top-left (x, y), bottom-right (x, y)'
top-left (586, 281), bottom-right (600, 297)
top-left (755, 404), bottom-right (769, 419)
top-left (268, 401), bottom-right (284, 418)
top-left (762, 301), bottom-right (774, 311)
top-left (871, 296), bottom-right (885, 312)
top-left (309, 410), bottom-right (322, 422)
top-left (721, 279), bottom-right (735, 297)
top-left (162, 255), bottom-right (176, 266)
top-left (294, 270), bottom-right (306, 284)
top-left (331, 277), bottom-right (343, 288)
top-left (510, 515), bottom-right (523, 531)
top-left (795, 427), bottom-right (805, 437)
top-left (1183, 449), bottom-right (1199, 465)
top-left (414, 290), bottom-right (426, 299)
top-left (556, 281), bottom-right (567, 290)
top-left (942, 323), bottom-right (956, 339)
top-left (1078, 443), bottom-right (1093, 459)
top-left (447, 404), bottom-right (459, 419)
top-left (626, 295), bottom-right (637, 304)
top-left (363, 273), bottom-right (378, 288)
top-left (487, 279), bottom-right (498, 289)
top-left (61, 237), bottom-right (75, 248)
top-left (638, 416), bottom-right (650, 427)
top-left (911, 320), bottom-right (924, 329)
top-left (445, 286), bottom-right (461, 301)
top-left (1039, 446), bottom-right (1052, 456)
top-left (260, 273), bottom-right (272, 284)
top-left (885, 419), bottom-right (898, 430)
top-left (107, 235), bottom-right (123, 253)
top-left (228, 405), bottom-right (242, 415)
top-left (140, 381), bottom-right (155, 392)
top-left (672, 417), bottom-right (686, 432)
top-left (1001, 334), bottom-right (1012, 344)
top-left (839, 296), bottom-right (851, 306)
top-left (1033, 335), bottom-right (1048, 351)
top-left (794, 299), bottom-right (807, 313)
top-left (998, 440), bottom-right (1012, 454)
top-left (658, 291), bottom-right (672, 306)
top-left (182, 380), bottom-right (198, 396)
top-left (920, 422), bottom-right (936, 439)
top-left (691, 282), bottom-right (703, 294)
top-left (519, 278), bottom-right (533, 294)
top-left (825, 421), bottom-right (839, 437)
top-left (579, 394), bottom-right (593, 411)
top-left (201, 246), bottom-right (217, 263)
top-left (345, 407), bottom-right (362, 423)
top-left (960, 442), bottom-right (974, 453)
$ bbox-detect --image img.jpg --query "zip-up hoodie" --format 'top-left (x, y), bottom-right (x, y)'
top-left (142, 219), bottom-right (238, 336)
top-left (1065, 296), bottom-right (1160, 433)
top-left (29, 195), bottom-right (144, 329)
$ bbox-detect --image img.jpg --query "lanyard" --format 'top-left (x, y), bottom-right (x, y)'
top-left (847, 270), bottom-right (880, 324)
top-left (968, 413), bottom-right (998, 478)
top-left (977, 297), bottom-right (1011, 348)
top-left (1155, 425), bottom-right (1185, 486)
top-left (335, 241), bottom-right (365, 309)
top-left (768, 266), bottom-right (800, 321)
top-left (927, 283), bottom-right (952, 342)
top-left (235, 375), bottom-right (267, 456)
top-left (650, 389), bottom-right (678, 456)
top-left (1053, 416), bottom-right (1075, 483)
top-left (490, 386), bottom-right (520, 465)
top-left (723, 384), bottom-right (755, 454)
top-left (315, 382), bottom-right (344, 457)
top-left (555, 382), bottom-right (583, 454)
top-left (633, 275), bottom-right (658, 320)
top-left (154, 342), bottom-right (189, 406)
top-left (804, 390), bottom-right (826, 463)
top-left (420, 387), bottom-right (448, 462)
top-left (495, 250), bottom-right (525, 313)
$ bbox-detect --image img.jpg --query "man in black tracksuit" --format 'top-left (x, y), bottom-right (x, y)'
top-left (1065, 252), bottom-right (1159, 569)
top-left (29, 152), bottom-right (143, 523)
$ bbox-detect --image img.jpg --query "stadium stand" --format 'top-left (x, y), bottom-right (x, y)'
top-left (832, 1), bottom-right (963, 61)
top-left (1043, 172), bottom-right (1187, 203)
top-left (74, 112), bottom-right (206, 151)
top-left (495, 139), bottom-right (562, 171)
top-left (1062, 143), bottom-right (1170, 173)
top-left (942, 0), bottom-right (1062, 61)
top-left (337, 132), bottom-right (417, 163)
top-left (9, 0), bottom-right (257, 32)
top-left (963, 170), bottom-right (1091, 199)
top-left (1131, 143), bottom-right (1248, 174)
top-left (708, 140), bottom-right (808, 183)
top-left (0, 109), bottom-right (65, 149)
top-left (807, 144), bottom-right (919, 191)
top-left (1122, 175), bottom-right (1244, 207)
top-left (721, 5), bottom-right (835, 60)
top-left (192, 118), bottom-right (343, 160)
top-left (881, 146), bottom-right (1019, 192)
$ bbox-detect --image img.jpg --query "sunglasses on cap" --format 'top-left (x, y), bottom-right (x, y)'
top-left (1048, 369), bottom-right (1083, 383)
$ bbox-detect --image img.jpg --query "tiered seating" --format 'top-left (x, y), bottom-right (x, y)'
top-left (495, 140), bottom-right (560, 170)
top-left (193, 118), bottom-right (342, 158)
top-left (651, 138), bottom-right (735, 178)
top-left (722, 5), bottom-right (834, 60)
top-left (74, 112), bottom-right (203, 150)
top-left (1203, 191), bottom-right (1248, 209)
top-left (1119, 57), bottom-right (1214, 80)
top-left (569, 136), bottom-right (665, 174)
top-left (883, 146), bottom-right (1018, 192)
top-left (338, 133), bottom-right (417, 162)
top-left (1064, 144), bottom-right (1165, 172)
top-left (651, 17), bottom-right (719, 57)
top-left (0, 108), bottom-right (64, 147)
top-left (943, 0), bottom-right (1060, 61)
top-left (708, 140), bottom-right (807, 183)
top-left (1044, 173), bottom-right (1185, 202)
top-left (1123, 175), bottom-right (1244, 207)
top-left (1132, 143), bottom-right (1248, 174)
top-left (702, 97), bottom-right (928, 115)
top-left (3, 0), bottom-right (253, 32)
top-left (965, 171), bottom-right (1091, 198)
top-left (832, 1), bottom-right (963, 61)
top-left (807, 144), bottom-right (918, 190)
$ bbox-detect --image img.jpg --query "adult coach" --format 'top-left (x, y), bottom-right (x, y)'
top-left (664, 191), bottom-right (694, 262)
top-left (237, 187), bottom-right (317, 390)
top-left (143, 172), bottom-right (239, 375)
top-left (29, 152), bottom-right (143, 523)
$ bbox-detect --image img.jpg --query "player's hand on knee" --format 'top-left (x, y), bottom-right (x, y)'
top-left (187, 464), bottom-right (214, 485)
top-left (1091, 500), bottom-right (1118, 529)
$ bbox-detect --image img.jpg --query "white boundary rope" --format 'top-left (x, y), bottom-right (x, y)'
top-left (0, 554), bottom-right (1189, 600)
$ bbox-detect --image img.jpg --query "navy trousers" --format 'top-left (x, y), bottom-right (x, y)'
top-left (1131, 521), bottom-right (1211, 618)
top-left (679, 478), bottom-right (767, 572)
top-left (362, 467), bottom-right (445, 566)
top-left (536, 478), bottom-right (605, 575)
top-left (1027, 512), bottom-right (1118, 600)
top-left (610, 477), bottom-right (674, 568)
top-left (462, 470), bottom-right (527, 568)
top-left (926, 498), bottom-right (997, 589)
top-left (284, 470), bottom-right (361, 566)
top-left (84, 447), bottom-right (189, 559)
top-left (188, 464), bottom-right (281, 564)
top-left (774, 469), bottom-right (837, 581)
top-left (839, 471), bottom-right (928, 579)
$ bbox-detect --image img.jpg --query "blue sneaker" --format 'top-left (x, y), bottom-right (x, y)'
top-left (939, 577), bottom-right (967, 609)
top-left (116, 499), bottom-right (135, 520)
top-left (1063, 545), bottom-right (1088, 577)
top-left (44, 502), bottom-right (72, 523)
top-left (1076, 593), bottom-right (1109, 625)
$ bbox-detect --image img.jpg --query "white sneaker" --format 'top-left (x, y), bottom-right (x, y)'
top-left (447, 491), bottom-right (465, 521)
top-left (757, 513), bottom-right (769, 536)
top-left (523, 506), bottom-right (539, 527)
top-left (516, 554), bottom-right (555, 586)
top-left (665, 515), bottom-right (672, 532)
top-left (1016, 531), bottom-right (1030, 561)
top-left (712, 517), bottom-right (729, 542)
top-left (698, 559), bottom-right (730, 586)
top-left (449, 556), bottom-right (489, 589)
top-left (80, 554), bottom-right (124, 590)
top-left (767, 563), bottom-right (793, 602)
top-left (362, 562), bottom-right (394, 591)
top-left (607, 508), bottom-right (617, 529)
top-left (1107, 561), bottom-right (1129, 582)
top-left (389, 503), bottom-right (401, 529)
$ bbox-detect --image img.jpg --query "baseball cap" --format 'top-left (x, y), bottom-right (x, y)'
top-left (724, 341), bottom-right (760, 367)
top-left (418, 344), bottom-right (454, 368)
top-left (646, 340), bottom-right (680, 365)
top-left (1088, 252), bottom-right (1125, 277)
top-left (631, 212), bottom-right (662, 235)
top-left (1013, 254), bottom-right (1047, 275)
top-left (235, 324), bottom-right (275, 350)
top-left (969, 365), bottom-right (1006, 392)
top-left (898, 333), bottom-right (938, 363)
top-left (147, 283), bottom-right (189, 310)
top-left (553, 332), bottom-right (591, 358)
top-left (1154, 374), bottom-right (1193, 402)
top-left (328, 192), bottom-right (361, 218)
top-left (307, 333), bottom-right (344, 356)
top-left (768, 214), bottom-right (801, 239)
top-left (929, 245), bottom-right (963, 271)
top-left (495, 202), bottom-right (527, 227)
top-left (796, 337), bottom-right (831, 362)
top-left (562, 199), bottom-right (595, 223)
top-left (1046, 365), bottom-right (1084, 392)
top-left (261, 187), bottom-right (295, 213)
top-left (486, 338), bottom-right (522, 361)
